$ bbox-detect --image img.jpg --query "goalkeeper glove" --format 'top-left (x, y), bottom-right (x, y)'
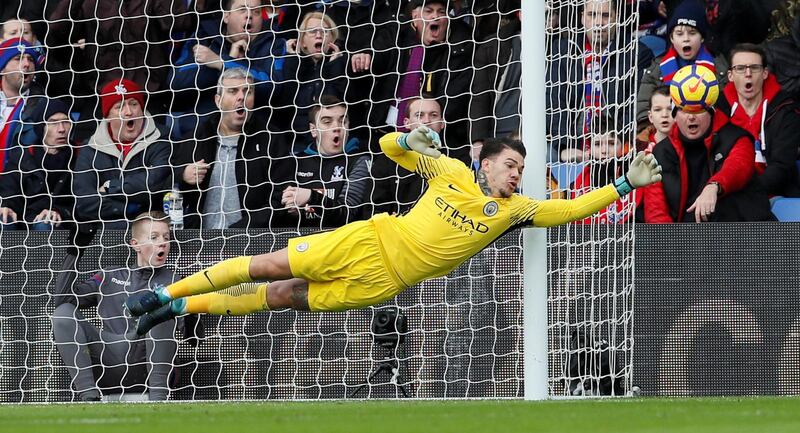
top-left (397, 126), bottom-right (443, 158)
top-left (614, 152), bottom-right (663, 196)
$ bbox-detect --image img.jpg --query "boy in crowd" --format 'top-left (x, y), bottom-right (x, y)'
top-left (645, 86), bottom-right (675, 152)
top-left (52, 212), bottom-right (180, 401)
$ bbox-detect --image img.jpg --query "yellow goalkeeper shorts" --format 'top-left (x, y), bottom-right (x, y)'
top-left (287, 219), bottom-right (401, 311)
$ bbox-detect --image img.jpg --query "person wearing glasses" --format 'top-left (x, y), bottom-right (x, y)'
top-left (272, 11), bottom-right (347, 153)
top-left (715, 43), bottom-right (800, 198)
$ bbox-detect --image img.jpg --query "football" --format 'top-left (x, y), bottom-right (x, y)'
top-left (669, 64), bottom-right (719, 112)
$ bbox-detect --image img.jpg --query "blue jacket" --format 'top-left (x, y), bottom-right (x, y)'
top-left (170, 18), bottom-right (286, 110)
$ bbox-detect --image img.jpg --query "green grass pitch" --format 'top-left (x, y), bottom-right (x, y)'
top-left (2, 397), bottom-right (799, 433)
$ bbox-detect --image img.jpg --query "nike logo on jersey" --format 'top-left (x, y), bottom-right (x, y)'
top-left (203, 271), bottom-right (216, 289)
top-left (448, 184), bottom-right (463, 193)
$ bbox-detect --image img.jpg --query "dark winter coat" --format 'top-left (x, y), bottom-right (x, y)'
top-left (172, 113), bottom-right (282, 229)
top-left (268, 140), bottom-right (372, 229)
top-left (369, 17), bottom-right (474, 159)
top-left (0, 144), bottom-right (75, 222)
top-left (72, 116), bottom-right (172, 222)
top-left (644, 117), bottom-right (773, 222)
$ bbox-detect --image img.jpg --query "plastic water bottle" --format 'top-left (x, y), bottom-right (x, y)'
top-left (163, 185), bottom-right (184, 230)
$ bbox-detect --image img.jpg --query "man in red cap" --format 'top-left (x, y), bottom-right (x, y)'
top-left (72, 79), bottom-right (172, 229)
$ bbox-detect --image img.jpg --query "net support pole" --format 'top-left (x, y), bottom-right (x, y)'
top-left (521, 0), bottom-right (548, 400)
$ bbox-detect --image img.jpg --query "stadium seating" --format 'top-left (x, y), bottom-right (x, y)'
top-left (770, 197), bottom-right (800, 222)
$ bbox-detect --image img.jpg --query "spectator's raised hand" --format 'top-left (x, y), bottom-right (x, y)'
top-left (229, 39), bottom-right (249, 59)
top-left (182, 159), bottom-right (210, 186)
top-left (328, 42), bottom-right (342, 61)
top-left (350, 52), bottom-right (371, 73)
top-left (33, 209), bottom-right (62, 226)
top-left (193, 44), bottom-right (222, 69)
top-left (687, 183), bottom-right (719, 222)
top-left (0, 207), bottom-right (17, 224)
top-left (286, 39), bottom-right (298, 54)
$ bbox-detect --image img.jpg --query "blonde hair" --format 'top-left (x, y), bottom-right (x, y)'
top-left (298, 11), bottom-right (339, 54)
top-left (131, 210), bottom-right (170, 239)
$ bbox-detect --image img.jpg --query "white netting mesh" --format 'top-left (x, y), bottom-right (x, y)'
top-left (0, 0), bottom-right (635, 401)
top-left (545, 0), bottom-right (638, 396)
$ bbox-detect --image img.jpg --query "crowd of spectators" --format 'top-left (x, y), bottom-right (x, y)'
top-left (549, 0), bottom-right (800, 223)
top-left (1, 0), bottom-right (798, 402)
top-left (0, 0), bottom-right (522, 232)
top-left (1, 0), bottom-right (799, 235)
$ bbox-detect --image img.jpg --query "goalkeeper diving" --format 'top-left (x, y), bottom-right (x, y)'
top-left (126, 128), bottom-right (662, 334)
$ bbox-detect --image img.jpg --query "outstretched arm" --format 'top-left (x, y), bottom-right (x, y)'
top-left (533, 185), bottom-right (621, 227)
top-left (528, 152), bottom-right (663, 227)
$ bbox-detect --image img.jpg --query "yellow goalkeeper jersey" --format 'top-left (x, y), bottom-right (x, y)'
top-left (372, 132), bottom-right (621, 289)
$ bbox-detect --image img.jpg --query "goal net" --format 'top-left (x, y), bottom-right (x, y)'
top-left (0, 0), bottom-right (636, 401)
top-left (545, 0), bottom-right (638, 396)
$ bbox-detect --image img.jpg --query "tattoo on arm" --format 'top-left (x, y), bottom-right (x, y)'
top-left (290, 285), bottom-right (310, 311)
top-left (477, 170), bottom-right (492, 196)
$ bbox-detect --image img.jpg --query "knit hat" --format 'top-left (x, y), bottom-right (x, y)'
top-left (668, 0), bottom-right (708, 37)
top-left (33, 99), bottom-right (70, 142)
top-left (0, 38), bottom-right (41, 72)
top-left (99, 79), bottom-right (146, 118)
top-left (408, 0), bottom-right (448, 9)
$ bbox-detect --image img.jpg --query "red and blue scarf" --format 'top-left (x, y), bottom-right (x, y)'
top-left (659, 44), bottom-right (716, 83)
top-left (0, 98), bottom-right (24, 173)
top-left (583, 40), bottom-right (606, 135)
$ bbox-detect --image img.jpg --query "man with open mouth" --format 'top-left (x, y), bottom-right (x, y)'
top-left (368, 0), bottom-right (475, 163)
top-left (171, 67), bottom-right (280, 229)
top-left (169, 0), bottom-right (284, 130)
top-left (644, 66), bottom-right (773, 223)
top-left (72, 78), bottom-right (172, 230)
top-left (637, 0), bottom-right (728, 131)
top-left (715, 43), bottom-right (800, 199)
top-left (268, 95), bottom-right (371, 230)
top-left (51, 211), bottom-right (181, 401)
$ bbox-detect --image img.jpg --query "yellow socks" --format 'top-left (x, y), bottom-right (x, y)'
top-left (166, 256), bottom-right (253, 299)
top-left (182, 283), bottom-right (270, 315)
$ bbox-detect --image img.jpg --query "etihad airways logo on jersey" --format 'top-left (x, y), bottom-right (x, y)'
top-left (435, 197), bottom-right (489, 236)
